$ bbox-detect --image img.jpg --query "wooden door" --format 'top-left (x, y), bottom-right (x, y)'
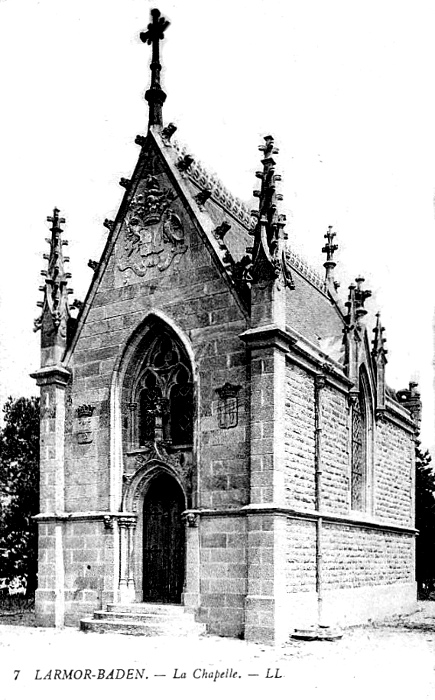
top-left (143, 474), bottom-right (185, 603)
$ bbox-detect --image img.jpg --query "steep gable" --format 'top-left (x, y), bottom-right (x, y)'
top-left (65, 127), bottom-right (250, 363)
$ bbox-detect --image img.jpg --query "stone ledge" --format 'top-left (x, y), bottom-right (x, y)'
top-left (34, 511), bottom-right (136, 522)
top-left (188, 505), bottom-right (416, 536)
top-left (30, 365), bottom-right (71, 387)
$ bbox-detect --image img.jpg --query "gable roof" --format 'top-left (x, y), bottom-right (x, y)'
top-left (64, 124), bottom-right (351, 363)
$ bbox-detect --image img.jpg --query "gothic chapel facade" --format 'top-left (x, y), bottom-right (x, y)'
top-left (32, 10), bottom-right (420, 643)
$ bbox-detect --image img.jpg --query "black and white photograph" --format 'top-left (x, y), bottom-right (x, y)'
top-left (0, 1), bottom-right (434, 698)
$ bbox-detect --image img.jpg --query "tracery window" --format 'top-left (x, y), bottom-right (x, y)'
top-left (351, 392), bottom-right (366, 510)
top-left (350, 371), bottom-right (372, 512)
top-left (136, 331), bottom-right (193, 446)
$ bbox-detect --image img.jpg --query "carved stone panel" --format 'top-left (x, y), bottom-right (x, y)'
top-left (118, 173), bottom-right (187, 280)
top-left (123, 442), bottom-right (193, 504)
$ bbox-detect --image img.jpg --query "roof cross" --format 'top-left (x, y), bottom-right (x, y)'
top-left (322, 225), bottom-right (338, 291)
top-left (322, 225), bottom-right (338, 262)
top-left (140, 8), bottom-right (170, 127)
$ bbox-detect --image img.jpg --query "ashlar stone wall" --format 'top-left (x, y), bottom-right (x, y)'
top-left (58, 147), bottom-right (251, 625)
top-left (375, 417), bottom-right (414, 526)
top-left (283, 356), bottom-right (415, 605)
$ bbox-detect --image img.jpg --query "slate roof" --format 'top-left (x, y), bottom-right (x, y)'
top-left (162, 132), bottom-right (346, 356)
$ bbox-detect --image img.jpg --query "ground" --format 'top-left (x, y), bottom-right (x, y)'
top-left (0, 602), bottom-right (434, 700)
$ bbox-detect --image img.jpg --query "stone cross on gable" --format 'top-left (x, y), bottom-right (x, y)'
top-left (322, 225), bottom-right (338, 262)
top-left (140, 8), bottom-right (170, 127)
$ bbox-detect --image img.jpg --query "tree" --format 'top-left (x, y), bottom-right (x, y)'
top-left (0, 396), bottom-right (39, 595)
top-left (415, 440), bottom-right (435, 590)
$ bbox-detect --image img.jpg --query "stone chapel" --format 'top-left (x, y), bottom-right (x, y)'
top-left (32, 9), bottom-right (421, 643)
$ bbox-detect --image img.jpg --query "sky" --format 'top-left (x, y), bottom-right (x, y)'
top-left (0, 0), bottom-right (434, 450)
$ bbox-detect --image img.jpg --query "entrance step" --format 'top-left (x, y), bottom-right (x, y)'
top-left (80, 603), bottom-right (207, 637)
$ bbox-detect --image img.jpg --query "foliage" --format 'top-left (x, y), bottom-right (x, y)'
top-left (0, 396), bottom-right (39, 595)
top-left (415, 440), bottom-right (435, 591)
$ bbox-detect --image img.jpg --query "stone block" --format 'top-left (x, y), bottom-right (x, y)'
top-left (201, 563), bottom-right (229, 578)
top-left (209, 549), bottom-right (243, 563)
top-left (200, 533), bottom-right (227, 548)
top-left (200, 593), bottom-right (227, 608)
top-left (227, 563), bottom-right (247, 577)
top-left (226, 534), bottom-right (245, 548)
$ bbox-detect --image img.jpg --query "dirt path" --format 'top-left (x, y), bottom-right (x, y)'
top-left (1, 602), bottom-right (434, 700)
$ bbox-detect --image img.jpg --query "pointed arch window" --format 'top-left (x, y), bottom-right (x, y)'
top-left (135, 330), bottom-right (193, 447)
top-left (350, 371), bottom-right (373, 512)
top-left (351, 392), bottom-right (366, 510)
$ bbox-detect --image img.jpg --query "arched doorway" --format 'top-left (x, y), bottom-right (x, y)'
top-left (142, 473), bottom-right (185, 603)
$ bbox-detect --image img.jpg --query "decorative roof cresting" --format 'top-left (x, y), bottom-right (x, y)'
top-left (171, 139), bottom-right (253, 228)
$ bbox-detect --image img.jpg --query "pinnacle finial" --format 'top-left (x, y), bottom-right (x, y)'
top-left (354, 276), bottom-right (371, 303)
top-left (345, 276), bottom-right (372, 329)
top-left (250, 135), bottom-right (293, 287)
top-left (47, 206), bottom-right (65, 233)
top-left (34, 207), bottom-right (72, 342)
top-left (396, 381), bottom-right (421, 427)
top-left (372, 312), bottom-right (388, 362)
top-left (140, 8), bottom-right (170, 128)
top-left (322, 225), bottom-right (338, 290)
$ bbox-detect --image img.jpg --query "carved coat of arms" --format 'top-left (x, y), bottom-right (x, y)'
top-left (216, 383), bottom-right (242, 429)
top-left (76, 404), bottom-right (95, 444)
top-left (118, 174), bottom-right (187, 277)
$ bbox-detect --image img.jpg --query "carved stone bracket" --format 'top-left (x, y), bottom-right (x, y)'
top-left (348, 391), bottom-right (359, 409)
top-left (177, 154), bottom-right (194, 173)
top-left (103, 515), bottom-right (114, 530)
top-left (135, 134), bottom-right (147, 147)
top-left (315, 373), bottom-right (327, 391)
top-left (375, 408), bottom-right (386, 423)
top-left (182, 511), bottom-right (199, 528)
top-left (213, 222), bottom-right (231, 241)
top-left (194, 188), bottom-right (212, 207)
top-left (162, 123), bottom-right (177, 143)
top-left (118, 516), bottom-right (137, 529)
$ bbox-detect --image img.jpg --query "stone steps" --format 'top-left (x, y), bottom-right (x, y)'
top-left (106, 602), bottom-right (185, 615)
top-left (93, 610), bottom-right (186, 622)
top-left (80, 603), bottom-right (206, 637)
